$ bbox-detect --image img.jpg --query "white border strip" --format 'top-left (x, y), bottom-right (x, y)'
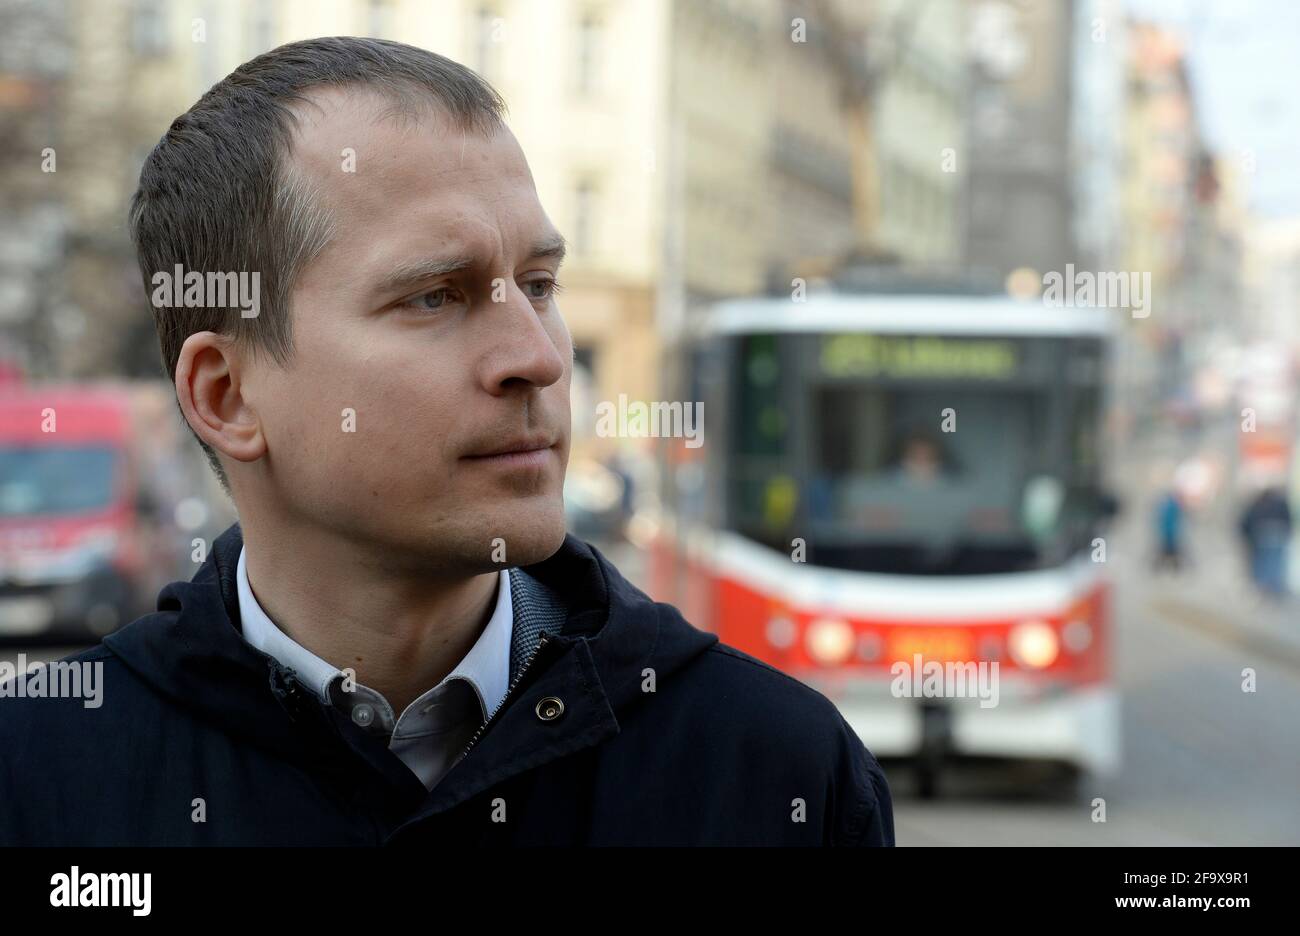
top-left (679, 526), bottom-right (1102, 622)
top-left (707, 294), bottom-right (1116, 337)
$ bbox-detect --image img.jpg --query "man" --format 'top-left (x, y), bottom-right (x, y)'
top-left (892, 431), bottom-right (951, 486)
top-left (0, 38), bottom-right (893, 845)
top-left (1239, 485), bottom-right (1293, 600)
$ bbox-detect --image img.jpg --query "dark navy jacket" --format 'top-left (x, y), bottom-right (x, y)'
top-left (0, 523), bottom-right (894, 846)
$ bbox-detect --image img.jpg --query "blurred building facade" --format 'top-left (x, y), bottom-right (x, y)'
top-left (1121, 22), bottom-right (1197, 325)
top-left (1, 0), bottom-right (974, 435)
top-left (1118, 22), bottom-right (1242, 425)
top-left (962, 0), bottom-right (1077, 280)
top-left (768, 0), bottom-right (967, 283)
top-left (1071, 0), bottom-right (1127, 275)
top-left (0, 0), bottom-right (72, 378)
top-left (873, 0), bottom-right (966, 266)
top-left (0, 0), bottom-right (281, 381)
top-left (1241, 217), bottom-right (1300, 352)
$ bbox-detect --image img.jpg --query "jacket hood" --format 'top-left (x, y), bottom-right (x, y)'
top-left (102, 523), bottom-right (718, 768)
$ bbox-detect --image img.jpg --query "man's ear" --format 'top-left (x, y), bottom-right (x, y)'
top-left (174, 331), bottom-right (266, 464)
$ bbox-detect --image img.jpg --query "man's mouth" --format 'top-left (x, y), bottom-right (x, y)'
top-left (461, 434), bottom-right (559, 470)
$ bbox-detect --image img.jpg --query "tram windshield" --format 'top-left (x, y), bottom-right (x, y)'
top-left (727, 331), bottom-right (1108, 575)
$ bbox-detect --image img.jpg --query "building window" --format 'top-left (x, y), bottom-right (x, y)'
top-left (573, 179), bottom-right (597, 256)
top-left (131, 0), bottom-right (169, 56)
top-left (575, 9), bottom-right (603, 96)
top-left (247, 1), bottom-right (276, 56)
top-left (366, 0), bottom-right (394, 39)
top-left (474, 5), bottom-right (502, 80)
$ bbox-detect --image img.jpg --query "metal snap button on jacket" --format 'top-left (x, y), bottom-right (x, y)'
top-left (535, 696), bottom-right (565, 722)
top-left (351, 703), bottom-right (375, 727)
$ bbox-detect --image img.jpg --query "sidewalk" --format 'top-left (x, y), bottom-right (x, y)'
top-left (1110, 418), bottom-right (1300, 664)
top-left (1139, 511), bottom-right (1300, 665)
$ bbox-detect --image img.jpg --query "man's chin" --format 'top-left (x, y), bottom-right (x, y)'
top-left (353, 494), bottom-right (567, 575)
top-left (468, 498), bottom-right (568, 568)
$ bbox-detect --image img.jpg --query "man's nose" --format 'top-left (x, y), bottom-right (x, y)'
top-left (476, 284), bottom-right (567, 394)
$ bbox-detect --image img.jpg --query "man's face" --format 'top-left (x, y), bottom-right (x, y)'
top-left (901, 439), bottom-right (940, 481)
top-left (243, 87), bottom-right (571, 573)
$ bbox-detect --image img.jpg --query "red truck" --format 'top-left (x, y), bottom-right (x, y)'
top-left (0, 382), bottom-right (211, 644)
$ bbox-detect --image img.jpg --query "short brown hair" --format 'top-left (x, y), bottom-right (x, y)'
top-left (128, 37), bottom-right (507, 493)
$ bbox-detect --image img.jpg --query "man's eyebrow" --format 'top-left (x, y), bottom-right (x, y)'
top-left (530, 234), bottom-right (567, 265)
top-left (376, 235), bottom-right (566, 296)
top-left (376, 255), bottom-right (475, 296)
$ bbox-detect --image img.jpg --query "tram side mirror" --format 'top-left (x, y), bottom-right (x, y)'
top-left (134, 485), bottom-right (159, 521)
top-left (1097, 490), bottom-right (1122, 521)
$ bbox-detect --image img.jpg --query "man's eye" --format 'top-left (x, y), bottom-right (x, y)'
top-left (402, 287), bottom-right (461, 312)
top-left (524, 278), bottom-right (562, 301)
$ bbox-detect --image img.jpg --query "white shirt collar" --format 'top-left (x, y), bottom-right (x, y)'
top-left (235, 545), bottom-right (513, 723)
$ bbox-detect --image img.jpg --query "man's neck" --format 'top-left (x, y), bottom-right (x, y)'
top-left (238, 522), bottom-right (500, 716)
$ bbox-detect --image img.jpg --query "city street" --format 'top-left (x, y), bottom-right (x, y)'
top-left (888, 421), bottom-right (1300, 845)
top-left (891, 514), bottom-right (1300, 846)
top-left (595, 454), bottom-right (1300, 846)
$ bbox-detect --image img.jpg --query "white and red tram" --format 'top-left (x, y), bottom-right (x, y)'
top-left (648, 289), bottom-right (1121, 794)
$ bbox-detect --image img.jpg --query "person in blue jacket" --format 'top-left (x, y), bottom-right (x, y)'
top-left (1153, 489), bottom-right (1186, 572)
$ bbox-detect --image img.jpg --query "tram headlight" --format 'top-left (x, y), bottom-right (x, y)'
top-left (1008, 620), bottom-right (1059, 669)
top-left (806, 618), bottom-right (854, 665)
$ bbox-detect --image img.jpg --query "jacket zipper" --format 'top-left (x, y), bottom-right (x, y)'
top-left (456, 632), bottom-right (552, 764)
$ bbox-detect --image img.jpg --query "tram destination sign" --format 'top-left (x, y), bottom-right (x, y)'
top-left (819, 333), bottom-right (1020, 380)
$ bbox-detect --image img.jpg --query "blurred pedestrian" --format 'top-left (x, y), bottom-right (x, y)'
top-left (1153, 489), bottom-right (1186, 572)
top-left (1239, 486), bottom-right (1293, 600)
